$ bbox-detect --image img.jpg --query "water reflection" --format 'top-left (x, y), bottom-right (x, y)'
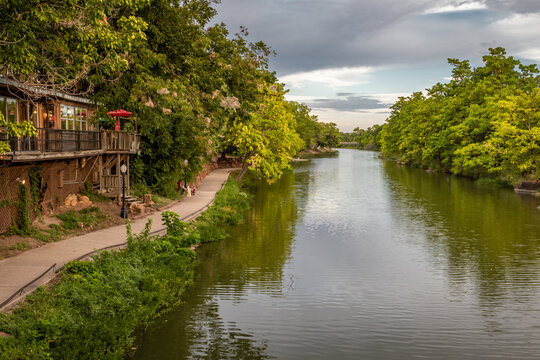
top-left (383, 161), bottom-right (540, 327)
top-left (133, 169), bottom-right (301, 359)
top-left (134, 150), bottom-right (540, 359)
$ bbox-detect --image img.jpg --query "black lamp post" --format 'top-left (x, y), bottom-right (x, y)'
top-left (184, 159), bottom-right (188, 190)
top-left (120, 163), bottom-right (128, 219)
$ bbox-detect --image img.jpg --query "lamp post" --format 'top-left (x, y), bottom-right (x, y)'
top-left (184, 159), bottom-right (188, 189)
top-left (120, 163), bottom-right (128, 219)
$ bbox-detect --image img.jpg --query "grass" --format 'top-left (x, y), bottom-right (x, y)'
top-left (0, 178), bottom-right (252, 359)
top-left (81, 182), bottom-right (109, 202)
top-left (7, 207), bottom-right (110, 244)
top-left (56, 207), bottom-right (108, 230)
top-left (475, 177), bottom-right (513, 189)
top-left (7, 241), bottom-right (28, 251)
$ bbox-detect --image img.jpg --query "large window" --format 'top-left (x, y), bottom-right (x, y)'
top-left (60, 105), bottom-right (74, 130)
top-left (6, 98), bottom-right (17, 122)
top-left (61, 105), bottom-right (87, 130)
top-left (0, 96), bottom-right (18, 123)
top-left (42, 103), bottom-right (55, 128)
top-left (75, 107), bottom-right (87, 130)
top-left (0, 97), bottom-right (5, 122)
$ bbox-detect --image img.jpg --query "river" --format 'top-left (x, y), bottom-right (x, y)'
top-left (133, 149), bottom-right (540, 359)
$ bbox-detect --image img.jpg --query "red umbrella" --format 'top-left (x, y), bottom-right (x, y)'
top-left (107, 109), bottom-right (132, 117)
top-left (107, 109), bottom-right (134, 131)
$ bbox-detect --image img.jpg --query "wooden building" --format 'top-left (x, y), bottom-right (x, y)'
top-left (0, 78), bottom-right (140, 233)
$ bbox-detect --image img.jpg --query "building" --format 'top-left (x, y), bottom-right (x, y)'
top-left (0, 78), bottom-right (140, 233)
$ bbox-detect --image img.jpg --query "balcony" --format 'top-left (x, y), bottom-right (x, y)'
top-left (0, 128), bottom-right (140, 162)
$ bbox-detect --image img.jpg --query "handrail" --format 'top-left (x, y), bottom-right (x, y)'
top-left (0, 263), bottom-right (57, 311)
top-left (1, 128), bottom-right (140, 155)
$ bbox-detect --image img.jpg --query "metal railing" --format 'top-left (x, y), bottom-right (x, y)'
top-left (0, 128), bottom-right (140, 155)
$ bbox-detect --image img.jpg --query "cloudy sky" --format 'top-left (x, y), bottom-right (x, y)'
top-left (213, 0), bottom-right (540, 131)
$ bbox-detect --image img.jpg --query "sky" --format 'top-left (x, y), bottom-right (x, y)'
top-left (213, 0), bottom-right (540, 132)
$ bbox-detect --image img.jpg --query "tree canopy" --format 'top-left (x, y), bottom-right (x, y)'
top-left (0, 0), bottom-right (336, 193)
top-left (380, 47), bottom-right (539, 183)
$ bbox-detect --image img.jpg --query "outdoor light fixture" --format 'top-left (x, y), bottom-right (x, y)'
top-left (120, 163), bottom-right (128, 219)
top-left (184, 159), bottom-right (188, 192)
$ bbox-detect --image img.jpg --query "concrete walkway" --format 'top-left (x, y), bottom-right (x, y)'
top-left (0, 168), bottom-right (236, 312)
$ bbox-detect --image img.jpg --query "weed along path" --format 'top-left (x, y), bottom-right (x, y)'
top-left (0, 168), bottom-right (237, 312)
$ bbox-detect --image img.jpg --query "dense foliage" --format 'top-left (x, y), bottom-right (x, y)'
top-left (380, 48), bottom-right (539, 183)
top-left (0, 113), bottom-right (36, 154)
top-left (348, 124), bottom-right (384, 150)
top-left (0, 0), bottom-right (335, 192)
top-left (0, 178), bottom-right (251, 359)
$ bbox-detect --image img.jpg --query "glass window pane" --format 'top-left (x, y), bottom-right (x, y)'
top-left (61, 105), bottom-right (68, 130)
top-left (67, 106), bottom-right (74, 130)
top-left (6, 98), bottom-right (17, 122)
top-left (76, 107), bottom-right (88, 131)
top-left (30, 104), bottom-right (38, 127)
top-left (43, 104), bottom-right (55, 128)
top-left (0, 97), bottom-right (5, 122)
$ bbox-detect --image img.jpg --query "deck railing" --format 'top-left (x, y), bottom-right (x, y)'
top-left (0, 128), bottom-right (140, 155)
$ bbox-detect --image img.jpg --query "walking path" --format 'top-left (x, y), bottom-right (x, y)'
top-left (0, 168), bottom-right (236, 312)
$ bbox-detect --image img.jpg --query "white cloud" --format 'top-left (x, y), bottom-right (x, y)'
top-left (488, 12), bottom-right (540, 61)
top-left (518, 48), bottom-right (540, 62)
top-left (424, 1), bottom-right (488, 14)
top-left (280, 66), bottom-right (374, 89)
top-left (490, 12), bottom-right (540, 35)
top-left (369, 92), bottom-right (412, 105)
top-left (283, 95), bottom-right (321, 103)
top-left (315, 108), bottom-right (389, 132)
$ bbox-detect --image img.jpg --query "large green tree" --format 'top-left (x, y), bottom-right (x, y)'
top-left (380, 48), bottom-right (539, 183)
top-left (0, 0), bottom-right (148, 96)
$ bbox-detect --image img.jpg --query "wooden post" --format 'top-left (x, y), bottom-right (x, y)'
top-left (98, 155), bottom-right (103, 194)
top-left (116, 155), bottom-right (121, 196)
top-left (127, 155), bottom-right (130, 194)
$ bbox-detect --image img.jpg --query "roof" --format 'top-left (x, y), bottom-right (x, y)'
top-left (0, 77), bottom-right (94, 105)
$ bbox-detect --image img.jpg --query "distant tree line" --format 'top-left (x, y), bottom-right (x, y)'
top-left (341, 48), bottom-right (539, 184)
top-left (0, 0), bottom-right (337, 194)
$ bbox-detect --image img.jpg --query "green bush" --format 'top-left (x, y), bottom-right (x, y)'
top-left (81, 182), bottom-right (109, 202)
top-left (56, 207), bottom-right (108, 230)
top-left (193, 179), bottom-right (251, 243)
top-left (0, 177), bottom-right (252, 359)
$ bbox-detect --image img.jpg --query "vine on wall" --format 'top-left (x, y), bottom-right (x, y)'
top-left (0, 165), bottom-right (44, 235)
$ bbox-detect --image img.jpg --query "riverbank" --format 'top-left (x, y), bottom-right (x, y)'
top-left (0, 175), bottom-right (252, 359)
top-left (296, 147), bottom-right (337, 158)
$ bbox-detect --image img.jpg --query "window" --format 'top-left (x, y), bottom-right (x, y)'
top-left (60, 104), bottom-right (74, 130)
top-left (0, 97), bottom-right (18, 123)
top-left (0, 97), bottom-right (5, 122)
top-left (75, 107), bottom-right (87, 130)
top-left (6, 98), bottom-right (17, 122)
top-left (43, 103), bottom-right (55, 128)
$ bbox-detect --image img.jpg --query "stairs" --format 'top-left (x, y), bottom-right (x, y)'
top-left (123, 195), bottom-right (142, 206)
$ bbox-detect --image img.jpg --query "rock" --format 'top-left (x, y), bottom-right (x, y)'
top-left (77, 195), bottom-right (92, 206)
top-left (64, 194), bottom-right (78, 207)
top-left (130, 203), bottom-right (146, 214)
top-left (143, 194), bottom-right (153, 206)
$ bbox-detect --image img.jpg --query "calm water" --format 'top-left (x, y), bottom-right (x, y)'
top-left (134, 149), bottom-right (540, 359)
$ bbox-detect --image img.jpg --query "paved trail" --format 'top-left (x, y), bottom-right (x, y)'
top-left (0, 168), bottom-right (235, 312)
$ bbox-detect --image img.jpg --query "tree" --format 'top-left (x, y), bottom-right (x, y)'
top-left (232, 84), bottom-right (304, 183)
top-left (0, 0), bottom-right (148, 97)
top-left (380, 48), bottom-right (539, 182)
top-left (316, 122), bottom-right (340, 148)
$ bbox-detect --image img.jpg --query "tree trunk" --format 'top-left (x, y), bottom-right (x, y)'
top-left (236, 162), bottom-right (249, 182)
